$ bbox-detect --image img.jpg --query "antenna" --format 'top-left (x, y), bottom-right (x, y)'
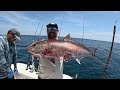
top-left (82, 16), bottom-right (85, 44)
top-left (59, 16), bottom-right (64, 38)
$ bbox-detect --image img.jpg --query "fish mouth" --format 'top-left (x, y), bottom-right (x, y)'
top-left (28, 47), bottom-right (35, 52)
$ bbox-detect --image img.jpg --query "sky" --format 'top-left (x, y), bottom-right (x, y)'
top-left (0, 11), bottom-right (120, 43)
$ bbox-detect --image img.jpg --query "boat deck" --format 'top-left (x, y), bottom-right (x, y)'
top-left (11, 63), bottom-right (72, 79)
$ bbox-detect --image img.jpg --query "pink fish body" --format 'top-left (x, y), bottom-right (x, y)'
top-left (28, 34), bottom-right (96, 64)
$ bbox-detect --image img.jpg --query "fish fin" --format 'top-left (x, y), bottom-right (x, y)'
top-left (75, 59), bottom-right (81, 64)
top-left (92, 48), bottom-right (97, 60)
top-left (63, 34), bottom-right (73, 41)
top-left (75, 57), bottom-right (84, 64)
top-left (73, 55), bottom-right (84, 64)
top-left (91, 48), bottom-right (100, 64)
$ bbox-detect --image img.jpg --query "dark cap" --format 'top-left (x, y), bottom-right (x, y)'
top-left (9, 28), bottom-right (21, 40)
top-left (46, 23), bottom-right (58, 29)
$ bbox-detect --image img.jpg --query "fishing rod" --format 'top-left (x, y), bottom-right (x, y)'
top-left (33, 21), bottom-right (41, 42)
top-left (100, 19), bottom-right (119, 79)
top-left (82, 16), bottom-right (85, 44)
top-left (38, 24), bottom-right (43, 41)
top-left (59, 16), bottom-right (64, 38)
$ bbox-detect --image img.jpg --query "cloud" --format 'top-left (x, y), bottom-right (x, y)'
top-left (64, 30), bottom-right (120, 43)
top-left (111, 11), bottom-right (120, 14)
top-left (55, 11), bottom-right (96, 28)
top-left (0, 11), bottom-right (40, 26)
top-left (0, 12), bottom-right (21, 26)
top-left (6, 11), bottom-right (39, 23)
top-left (64, 11), bottom-right (73, 16)
top-left (0, 11), bottom-right (119, 43)
top-left (0, 11), bottom-right (42, 35)
top-left (56, 30), bottom-right (120, 43)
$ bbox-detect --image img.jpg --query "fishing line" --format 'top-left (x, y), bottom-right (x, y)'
top-left (82, 16), bottom-right (85, 44)
top-left (38, 24), bottom-right (43, 41)
top-left (33, 21), bottom-right (41, 42)
top-left (59, 16), bottom-right (64, 38)
top-left (100, 19), bottom-right (119, 79)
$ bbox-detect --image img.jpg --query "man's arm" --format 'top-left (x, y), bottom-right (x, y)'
top-left (63, 53), bottom-right (72, 62)
top-left (0, 44), bottom-right (11, 73)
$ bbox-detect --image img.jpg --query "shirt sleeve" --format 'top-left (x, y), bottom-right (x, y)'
top-left (0, 42), bottom-right (11, 73)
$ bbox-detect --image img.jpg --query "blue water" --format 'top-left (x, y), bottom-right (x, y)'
top-left (15, 35), bottom-right (120, 79)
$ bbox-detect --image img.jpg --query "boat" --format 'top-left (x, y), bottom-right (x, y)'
top-left (11, 63), bottom-right (72, 79)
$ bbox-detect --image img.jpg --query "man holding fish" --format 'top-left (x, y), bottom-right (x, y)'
top-left (28, 23), bottom-right (97, 79)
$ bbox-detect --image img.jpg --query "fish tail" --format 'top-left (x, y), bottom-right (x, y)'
top-left (92, 48), bottom-right (100, 64)
top-left (92, 48), bottom-right (97, 60)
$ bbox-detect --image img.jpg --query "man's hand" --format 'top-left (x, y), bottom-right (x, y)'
top-left (8, 71), bottom-right (14, 79)
top-left (64, 53), bottom-right (72, 62)
top-left (14, 67), bottom-right (18, 73)
top-left (33, 54), bottom-right (40, 59)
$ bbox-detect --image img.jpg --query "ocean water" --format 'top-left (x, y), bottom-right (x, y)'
top-left (15, 35), bottom-right (120, 79)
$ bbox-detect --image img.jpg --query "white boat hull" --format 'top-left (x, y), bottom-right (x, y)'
top-left (11, 63), bottom-right (72, 79)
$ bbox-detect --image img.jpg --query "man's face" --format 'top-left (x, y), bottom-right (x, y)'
top-left (47, 27), bottom-right (59, 39)
top-left (7, 31), bottom-right (16, 42)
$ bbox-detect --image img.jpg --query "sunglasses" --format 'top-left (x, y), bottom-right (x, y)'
top-left (47, 27), bottom-right (58, 31)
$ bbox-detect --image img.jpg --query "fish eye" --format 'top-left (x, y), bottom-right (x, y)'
top-left (33, 44), bottom-right (36, 46)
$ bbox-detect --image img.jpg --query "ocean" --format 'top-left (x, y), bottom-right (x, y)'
top-left (15, 35), bottom-right (120, 79)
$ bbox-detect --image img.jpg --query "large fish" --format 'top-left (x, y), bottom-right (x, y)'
top-left (28, 34), bottom-right (97, 64)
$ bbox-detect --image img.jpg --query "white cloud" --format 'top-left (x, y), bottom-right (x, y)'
top-left (71, 31), bottom-right (120, 43)
top-left (0, 11), bottom-right (120, 43)
top-left (64, 11), bottom-right (73, 16)
top-left (55, 12), bottom-right (96, 28)
top-left (0, 11), bottom-right (40, 25)
top-left (0, 11), bottom-right (42, 35)
top-left (0, 12), bottom-right (21, 26)
top-left (111, 11), bottom-right (120, 14)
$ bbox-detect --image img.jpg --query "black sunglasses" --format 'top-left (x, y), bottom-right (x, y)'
top-left (47, 27), bottom-right (58, 32)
